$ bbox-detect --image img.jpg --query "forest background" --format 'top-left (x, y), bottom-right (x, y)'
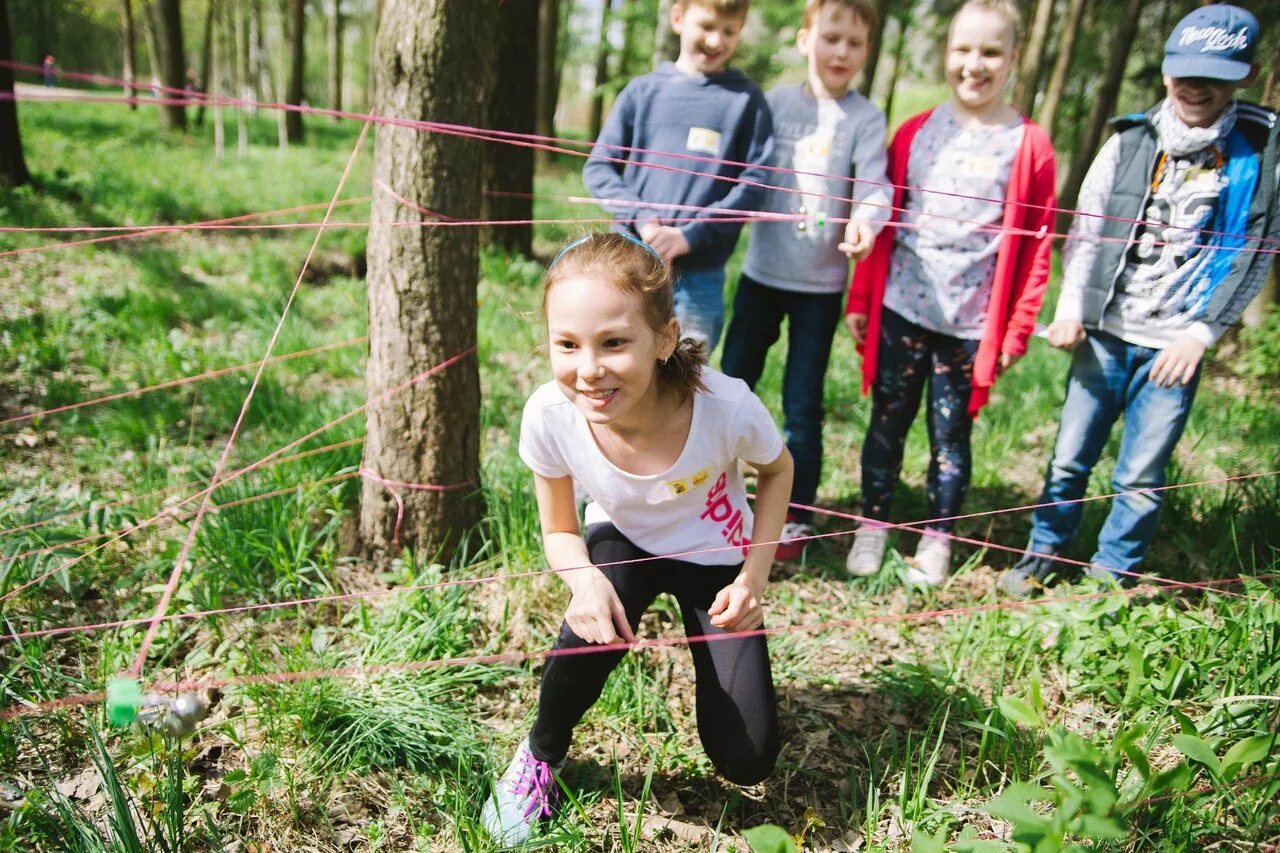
top-left (2, 1), bottom-right (1280, 851)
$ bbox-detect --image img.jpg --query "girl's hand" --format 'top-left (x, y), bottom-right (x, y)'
top-left (838, 220), bottom-right (875, 261)
top-left (844, 312), bottom-right (869, 346)
top-left (565, 571), bottom-right (637, 645)
top-left (998, 351), bottom-right (1021, 375)
top-left (1149, 335), bottom-right (1206, 388)
top-left (708, 580), bottom-right (764, 633)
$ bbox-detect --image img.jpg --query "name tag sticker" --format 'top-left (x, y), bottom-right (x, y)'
top-left (669, 468), bottom-right (711, 497)
top-left (965, 154), bottom-right (1000, 179)
top-left (686, 127), bottom-right (722, 155)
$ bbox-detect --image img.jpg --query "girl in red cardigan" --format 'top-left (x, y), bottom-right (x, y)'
top-left (843, 0), bottom-right (1056, 584)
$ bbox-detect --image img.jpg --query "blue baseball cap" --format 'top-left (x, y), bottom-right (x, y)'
top-left (1163, 4), bottom-right (1259, 81)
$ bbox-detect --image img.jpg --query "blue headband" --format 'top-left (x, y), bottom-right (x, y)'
top-left (549, 232), bottom-right (665, 269)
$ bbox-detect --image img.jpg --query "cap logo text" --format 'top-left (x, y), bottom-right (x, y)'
top-left (1178, 25), bottom-right (1250, 53)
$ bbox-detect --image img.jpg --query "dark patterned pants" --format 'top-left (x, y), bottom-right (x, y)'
top-left (861, 308), bottom-right (980, 531)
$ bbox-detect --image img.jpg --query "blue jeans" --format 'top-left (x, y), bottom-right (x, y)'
top-left (720, 273), bottom-right (842, 523)
top-left (1027, 330), bottom-right (1202, 575)
top-left (673, 266), bottom-right (727, 353)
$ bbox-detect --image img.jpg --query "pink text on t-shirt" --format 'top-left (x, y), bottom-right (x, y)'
top-left (699, 471), bottom-right (751, 558)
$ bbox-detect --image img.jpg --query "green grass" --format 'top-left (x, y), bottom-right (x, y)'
top-left (1, 97), bottom-right (1278, 851)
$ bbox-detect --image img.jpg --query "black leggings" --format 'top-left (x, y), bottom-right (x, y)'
top-left (862, 308), bottom-right (980, 532)
top-left (528, 524), bottom-right (780, 786)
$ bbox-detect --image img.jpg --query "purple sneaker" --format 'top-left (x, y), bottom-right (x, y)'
top-left (480, 738), bottom-right (562, 845)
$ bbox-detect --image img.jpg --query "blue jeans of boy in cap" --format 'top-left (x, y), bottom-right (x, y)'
top-left (1026, 330), bottom-right (1202, 576)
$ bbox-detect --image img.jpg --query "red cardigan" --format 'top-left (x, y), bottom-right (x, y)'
top-left (846, 108), bottom-right (1057, 416)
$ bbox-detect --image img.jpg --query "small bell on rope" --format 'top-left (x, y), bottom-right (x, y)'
top-left (107, 681), bottom-right (218, 737)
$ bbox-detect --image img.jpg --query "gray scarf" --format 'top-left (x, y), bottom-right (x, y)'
top-left (1152, 98), bottom-right (1237, 158)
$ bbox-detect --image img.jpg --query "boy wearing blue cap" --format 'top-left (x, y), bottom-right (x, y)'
top-left (1003, 4), bottom-right (1279, 596)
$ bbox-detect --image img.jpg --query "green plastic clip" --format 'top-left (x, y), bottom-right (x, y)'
top-left (814, 211), bottom-right (827, 229)
top-left (106, 677), bottom-right (143, 727)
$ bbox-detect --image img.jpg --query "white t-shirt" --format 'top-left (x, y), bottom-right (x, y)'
top-left (518, 369), bottom-right (785, 566)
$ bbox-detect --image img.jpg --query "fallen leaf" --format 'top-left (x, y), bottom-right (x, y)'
top-left (658, 791), bottom-right (683, 815)
top-left (642, 814), bottom-right (709, 844)
top-left (55, 767), bottom-right (99, 800)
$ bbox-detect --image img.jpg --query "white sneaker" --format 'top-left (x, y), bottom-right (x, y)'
top-left (846, 527), bottom-right (888, 576)
top-left (906, 533), bottom-right (951, 586)
top-left (774, 518), bottom-right (813, 562)
top-left (480, 738), bottom-right (563, 845)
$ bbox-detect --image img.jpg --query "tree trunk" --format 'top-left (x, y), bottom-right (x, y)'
top-left (285, 0), bottom-right (304, 142)
top-left (1058, 0), bottom-right (1142, 217)
top-left (212, 0), bottom-right (225, 157)
top-left (156, 0), bottom-right (187, 131)
top-left (122, 0), bottom-right (138, 110)
top-left (328, 0), bottom-right (344, 118)
top-left (1038, 0), bottom-right (1087, 138)
top-left (36, 0), bottom-right (48, 60)
top-left (880, 11), bottom-right (912, 124)
top-left (236, 0), bottom-right (248, 152)
top-left (0, 0), bottom-right (30, 187)
top-left (360, 0), bottom-right (496, 562)
top-left (1014, 0), bottom-right (1054, 116)
top-left (535, 0), bottom-right (560, 159)
top-left (652, 0), bottom-right (679, 67)
top-left (195, 0), bottom-right (216, 127)
top-left (1144, 0), bottom-right (1178, 107)
top-left (588, 0), bottom-right (612, 142)
top-left (482, 0), bottom-right (537, 257)
top-left (857, 0), bottom-right (891, 98)
top-left (141, 0), bottom-right (163, 91)
top-left (253, 0), bottom-right (268, 103)
top-left (269, 0), bottom-right (288, 149)
top-left (618, 0), bottom-right (640, 80)
top-left (364, 0), bottom-right (383, 111)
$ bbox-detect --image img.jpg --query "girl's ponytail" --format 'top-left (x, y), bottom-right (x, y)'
top-left (659, 334), bottom-right (708, 397)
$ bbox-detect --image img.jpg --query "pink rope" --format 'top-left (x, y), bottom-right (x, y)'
top-left (1, 214), bottom-right (797, 262)
top-left (4, 572), bottom-right (1275, 723)
top-left (481, 188), bottom-right (1280, 258)
top-left (3, 60), bottom-right (1276, 249)
top-left (127, 120), bottom-right (374, 678)
top-left (0, 196), bottom-right (371, 258)
top-left (7, 466), bottom-right (1277, 644)
top-left (373, 178), bottom-right (461, 222)
top-left (357, 469), bottom-right (476, 548)
top-left (7, 464), bottom-right (1271, 606)
top-left (5, 521), bottom-right (1271, 645)
top-left (0, 197), bottom-right (370, 232)
top-left (0, 438), bottom-right (365, 540)
top-left (793, 502), bottom-right (1265, 604)
top-left (2, 472), bottom-right (359, 564)
top-left (0, 337), bottom-right (366, 429)
top-left (3, 59), bottom-right (1277, 724)
top-left (0, 347), bottom-right (475, 605)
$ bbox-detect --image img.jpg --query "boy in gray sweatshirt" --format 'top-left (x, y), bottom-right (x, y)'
top-left (720, 0), bottom-right (891, 560)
